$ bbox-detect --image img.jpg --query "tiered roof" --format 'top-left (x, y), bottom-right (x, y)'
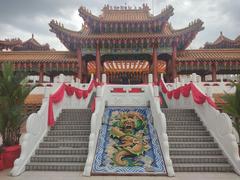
top-left (177, 49), bottom-right (240, 62)
top-left (0, 34), bottom-right (51, 51)
top-left (204, 32), bottom-right (240, 49)
top-left (49, 4), bottom-right (204, 51)
top-left (0, 51), bottom-right (76, 63)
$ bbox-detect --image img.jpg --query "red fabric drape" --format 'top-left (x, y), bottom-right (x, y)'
top-left (181, 84), bottom-right (191, 97)
top-left (191, 84), bottom-right (207, 104)
top-left (48, 84), bottom-right (65, 127)
top-left (167, 91), bottom-right (173, 99)
top-left (159, 80), bottom-right (217, 109)
top-left (75, 88), bottom-right (83, 99)
top-left (48, 80), bottom-right (96, 126)
top-left (83, 90), bottom-right (88, 99)
top-left (64, 84), bottom-right (75, 96)
top-left (91, 97), bottom-right (96, 112)
top-left (173, 87), bottom-right (181, 99)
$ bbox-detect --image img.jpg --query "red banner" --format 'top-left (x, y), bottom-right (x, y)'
top-left (48, 80), bottom-right (95, 126)
top-left (159, 80), bottom-right (216, 109)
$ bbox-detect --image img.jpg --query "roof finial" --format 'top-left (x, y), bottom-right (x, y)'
top-left (220, 31), bottom-right (223, 36)
top-left (32, 33), bottom-right (34, 39)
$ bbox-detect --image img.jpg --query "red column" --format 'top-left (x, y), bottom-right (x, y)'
top-left (96, 43), bottom-right (101, 82)
top-left (152, 45), bottom-right (158, 84)
top-left (211, 62), bottom-right (217, 82)
top-left (39, 63), bottom-right (44, 83)
top-left (76, 48), bottom-right (83, 82)
top-left (172, 42), bottom-right (177, 82)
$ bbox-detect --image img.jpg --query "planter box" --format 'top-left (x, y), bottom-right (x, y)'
top-left (2, 145), bottom-right (21, 169)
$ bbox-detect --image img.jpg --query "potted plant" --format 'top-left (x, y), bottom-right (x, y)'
top-left (0, 62), bottom-right (32, 169)
top-left (222, 80), bottom-right (240, 155)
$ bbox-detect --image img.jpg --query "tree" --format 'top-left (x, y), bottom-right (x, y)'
top-left (222, 81), bottom-right (240, 139)
top-left (0, 62), bottom-right (32, 146)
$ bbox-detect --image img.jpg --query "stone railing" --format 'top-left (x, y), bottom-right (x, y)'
top-left (160, 78), bottom-right (240, 175)
top-left (10, 77), bottom-right (95, 176)
top-left (83, 74), bottom-right (174, 176)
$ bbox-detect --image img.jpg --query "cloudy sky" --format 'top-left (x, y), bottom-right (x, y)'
top-left (0, 0), bottom-right (239, 50)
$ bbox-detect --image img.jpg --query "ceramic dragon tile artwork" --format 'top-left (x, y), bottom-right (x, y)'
top-left (92, 107), bottom-right (167, 175)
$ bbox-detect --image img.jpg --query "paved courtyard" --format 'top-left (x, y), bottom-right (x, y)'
top-left (0, 170), bottom-right (239, 180)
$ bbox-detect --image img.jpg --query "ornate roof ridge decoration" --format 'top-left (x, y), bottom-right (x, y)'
top-left (50, 4), bottom-right (204, 51)
top-left (79, 4), bottom-right (174, 23)
top-left (0, 34), bottom-right (51, 51)
top-left (204, 32), bottom-right (240, 49)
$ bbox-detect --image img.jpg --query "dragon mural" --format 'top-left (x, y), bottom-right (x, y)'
top-left (108, 111), bottom-right (152, 167)
top-left (92, 107), bottom-right (166, 175)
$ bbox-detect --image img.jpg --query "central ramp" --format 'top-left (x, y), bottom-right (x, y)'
top-left (92, 106), bottom-right (167, 175)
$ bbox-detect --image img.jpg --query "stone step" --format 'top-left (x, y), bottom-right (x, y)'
top-left (39, 142), bottom-right (88, 148)
top-left (25, 162), bottom-right (85, 171)
top-left (48, 130), bottom-right (90, 136)
top-left (51, 125), bottom-right (90, 130)
top-left (167, 121), bottom-right (203, 126)
top-left (55, 121), bottom-right (91, 125)
top-left (165, 114), bottom-right (197, 118)
top-left (170, 148), bottom-right (223, 156)
top-left (62, 109), bottom-right (91, 113)
top-left (168, 136), bottom-right (214, 142)
top-left (167, 126), bottom-right (206, 131)
top-left (162, 109), bottom-right (195, 113)
top-left (57, 116), bottom-right (91, 121)
top-left (166, 117), bottom-right (200, 121)
top-left (171, 155), bottom-right (228, 164)
top-left (173, 163), bottom-right (232, 172)
top-left (167, 130), bottom-right (209, 136)
top-left (35, 148), bottom-right (88, 155)
top-left (43, 136), bottom-right (89, 142)
top-left (169, 142), bottom-right (218, 149)
top-left (31, 155), bottom-right (87, 163)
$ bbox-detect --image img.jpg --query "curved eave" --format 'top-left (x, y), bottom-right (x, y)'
top-left (0, 51), bottom-right (77, 63)
top-left (177, 49), bottom-right (240, 61)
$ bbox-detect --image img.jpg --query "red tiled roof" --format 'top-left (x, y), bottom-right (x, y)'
top-left (79, 4), bottom-right (174, 22)
top-left (0, 51), bottom-right (77, 62)
top-left (49, 19), bottom-right (203, 40)
top-left (204, 32), bottom-right (240, 49)
top-left (177, 49), bottom-right (240, 61)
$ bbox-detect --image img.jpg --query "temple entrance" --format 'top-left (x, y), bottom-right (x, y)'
top-left (158, 53), bottom-right (172, 82)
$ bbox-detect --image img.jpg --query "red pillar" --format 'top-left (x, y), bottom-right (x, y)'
top-left (96, 43), bottom-right (101, 82)
top-left (152, 45), bottom-right (158, 84)
top-left (76, 48), bottom-right (83, 82)
top-left (211, 62), bottom-right (217, 82)
top-left (172, 42), bottom-right (177, 82)
top-left (39, 64), bottom-right (44, 83)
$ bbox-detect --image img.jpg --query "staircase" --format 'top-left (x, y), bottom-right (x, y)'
top-left (25, 109), bottom-right (92, 171)
top-left (162, 108), bottom-right (233, 172)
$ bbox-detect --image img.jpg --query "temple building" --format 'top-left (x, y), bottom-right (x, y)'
top-left (0, 4), bottom-right (239, 84)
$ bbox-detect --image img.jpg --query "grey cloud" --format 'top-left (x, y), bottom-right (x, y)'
top-left (0, 0), bottom-right (239, 50)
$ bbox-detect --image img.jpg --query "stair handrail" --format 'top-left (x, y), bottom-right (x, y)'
top-left (159, 78), bottom-right (240, 175)
top-left (148, 84), bottom-right (175, 176)
top-left (83, 84), bottom-right (106, 176)
top-left (10, 78), bottom-right (95, 176)
top-left (84, 79), bottom-right (175, 176)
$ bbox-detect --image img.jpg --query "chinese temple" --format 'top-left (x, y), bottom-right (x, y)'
top-left (0, 4), bottom-right (239, 84)
top-left (2, 4), bottom-right (240, 177)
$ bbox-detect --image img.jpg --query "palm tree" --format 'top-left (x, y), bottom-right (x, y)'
top-left (222, 81), bottom-right (240, 139)
top-left (0, 62), bottom-right (32, 146)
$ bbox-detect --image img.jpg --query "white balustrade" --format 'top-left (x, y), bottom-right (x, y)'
top-left (160, 79), bottom-right (240, 175)
top-left (10, 78), bottom-right (95, 176)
